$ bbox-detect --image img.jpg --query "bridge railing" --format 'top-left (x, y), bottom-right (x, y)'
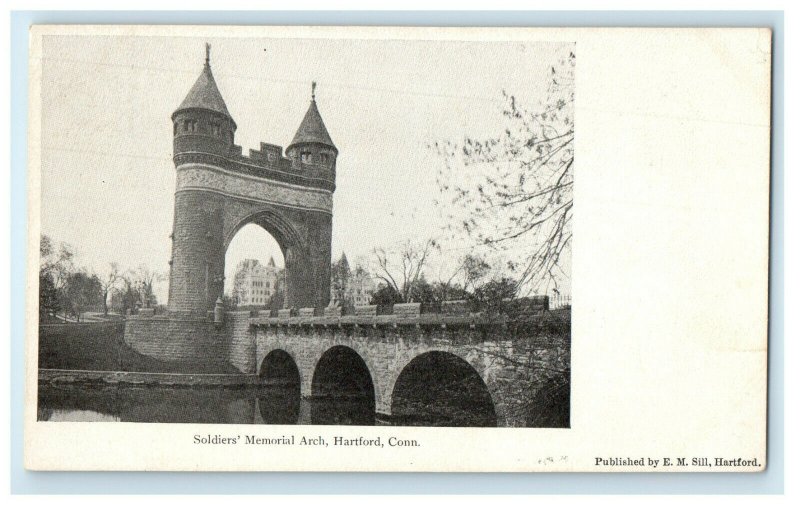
top-left (248, 297), bottom-right (569, 333)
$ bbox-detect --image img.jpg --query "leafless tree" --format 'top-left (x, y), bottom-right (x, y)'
top-left (431, 50), bottom-right (574, 295)
top-left (372, 238), bottom-right (438, 302)
top-left (98, 262), bottom-right (121, 316)
top-left (133, 264), bottom-right (164, 308)
top-left (110, 273), bottom-right (139, 316)
top-left (439, 254), bottom-right (491, 294)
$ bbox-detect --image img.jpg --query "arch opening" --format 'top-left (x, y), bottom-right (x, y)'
top-left (224, 223), bottom-right (286, 311)
top-left (310, 346), bottom-right (375, 425)
top-left (391, 351), bottom-right (497, 427)
top-left (257, 350), bottom-right (301, 424)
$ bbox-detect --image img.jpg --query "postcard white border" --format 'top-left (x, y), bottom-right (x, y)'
top-left (24, 24), bottom-right (770, 473)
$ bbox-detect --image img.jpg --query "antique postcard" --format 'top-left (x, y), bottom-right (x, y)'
top-left (24, 25), bottom-right (770, 472)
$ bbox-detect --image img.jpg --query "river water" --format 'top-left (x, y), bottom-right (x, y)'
top-left (37, 383), bottom-right (376, 425)
top-left (37, 382), bottom-right (499, 426)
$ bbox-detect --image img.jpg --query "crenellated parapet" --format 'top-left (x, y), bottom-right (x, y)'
top-left (248, 298), bottom-right (569, 341)
top-left (171, 49), bottom-right (337, 195)
top-left (173, 140), bottom-right (336, 193)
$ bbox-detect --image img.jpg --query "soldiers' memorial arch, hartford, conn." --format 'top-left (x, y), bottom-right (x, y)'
top-left (119, 46), bottom-right (571, 427)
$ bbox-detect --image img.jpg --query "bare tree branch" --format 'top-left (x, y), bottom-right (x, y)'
top-left (431, 50), bottom-right (574, 294)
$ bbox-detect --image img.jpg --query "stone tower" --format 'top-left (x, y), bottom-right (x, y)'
top-left (167, 46), bottom-right (337, 315)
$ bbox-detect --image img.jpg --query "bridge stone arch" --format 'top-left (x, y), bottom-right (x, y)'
top-left (254, 335), bottom-right (382, 408)
top-left (255, 348), bottom-right (303, 425)
top-left (307, 344), bottom-right (379, 402)
top-left (387, 350), bottom-right (498, 427)
top-left (257, 343), bottom-right (304, 380)
top-left (379, 343), bottom-right (514, 427)
top-left (258, 348), bottom-right (301, 382)
top-left (308, 344), bottom-right (378, 425)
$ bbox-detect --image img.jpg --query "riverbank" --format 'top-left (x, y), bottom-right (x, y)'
top-left (38, 369), bottom-right (259, 387)
top-left (39, 321), bottom-right (242, 374)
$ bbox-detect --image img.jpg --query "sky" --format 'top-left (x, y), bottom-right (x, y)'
top-left (39, 34), bottom-right (571, 303)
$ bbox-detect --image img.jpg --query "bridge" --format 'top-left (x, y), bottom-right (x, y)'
top-left (155, 299), bottom-right (570, 428)
top-left (253, 310), bottom-right (568, 426)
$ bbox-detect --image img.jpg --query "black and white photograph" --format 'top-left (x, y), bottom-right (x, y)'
top-left (35, 33), bottom-right (572, 429)
top-left (24, 25), bottom-right (770, 473)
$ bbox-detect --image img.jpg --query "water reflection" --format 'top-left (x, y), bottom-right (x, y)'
top-left (37, 383), bottom-right (376, 425)
top-left (42, 409), bottom-right (121, 422)
top-left (310, 396), bottom-right (375, 425)
top-left (256, 386), bottom-right (300, 424)
top-left (38, 379), bottom-right (487, 427)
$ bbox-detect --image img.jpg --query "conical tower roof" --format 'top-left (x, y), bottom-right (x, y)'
top-left (288, 84), bottom-right (336, 152)
top-left (173, 45), bottom-right (235, 126)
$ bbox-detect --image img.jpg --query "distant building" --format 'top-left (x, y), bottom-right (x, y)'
top-left (349, 267), bottom-right (378, 306)
top-left (231, 254), bottom-right (377, 308)
top-left (230, 258), bottom-right (281, 307)
top-left (329, 253), bottom-right (378, 307)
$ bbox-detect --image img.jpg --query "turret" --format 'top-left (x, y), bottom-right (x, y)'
top-left (286, 82), bottom-right (338, 175)
top-left (172, 44), bottom-right (236, 157)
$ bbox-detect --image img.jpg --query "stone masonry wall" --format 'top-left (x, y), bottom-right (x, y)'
top-left (225, 311), bottom-right (256, 374)
top-left (123, 315), bottom-right (232, 373)
top-left (167, 191), bottom-right (226, 314)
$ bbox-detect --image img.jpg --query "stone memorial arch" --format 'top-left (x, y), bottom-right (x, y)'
top-left (167, 47), bottom-right (337, 315)
top-left (125, 46), bottom-right (338, 370)
top-left (124, 48), bottom-right (569, 424)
